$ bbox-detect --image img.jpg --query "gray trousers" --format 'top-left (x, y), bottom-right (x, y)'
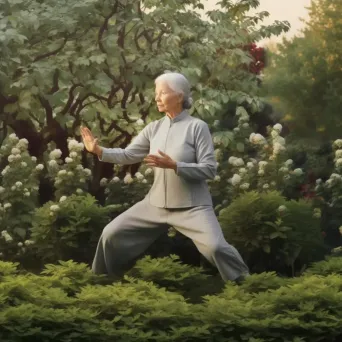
top-left (92, 198), bottom-right (249, 281)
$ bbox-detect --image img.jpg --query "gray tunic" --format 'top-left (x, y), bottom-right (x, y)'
top-left (99, 110), bottom-right (217, 208)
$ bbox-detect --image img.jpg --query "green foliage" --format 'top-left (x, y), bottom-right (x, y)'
top-left (304, 256), bottom-right (342, 276)
top-left (0, 257), bottom-right (342, 341)
top-left (263, 0), bottom-right (342, 141)
top-left (30, 194), bottom-right (119, 263)
top-left (218, 191), bottom-right (324, 274)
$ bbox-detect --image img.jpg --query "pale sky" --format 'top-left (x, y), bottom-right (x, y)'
top-left (203, 0), bottom-right (312, 45)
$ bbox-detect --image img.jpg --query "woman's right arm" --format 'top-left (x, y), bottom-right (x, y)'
top-left (81, 124), bottom-right (152, 165)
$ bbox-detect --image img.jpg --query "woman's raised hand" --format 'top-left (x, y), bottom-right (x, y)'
top-left (80, 126), bottom-right (99, 154)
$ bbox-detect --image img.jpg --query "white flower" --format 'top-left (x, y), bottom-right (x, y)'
top-left (271, 130), bottom-right (279, 138)
top-left (50, 205), bottom-right (60, 212)
top-left (273, 142), bottom-right (285, 154)
top-left (336, 158), bottom-right (342, 167)
top-left (31, 156), bottom-right (37, 162)
top-left (258, 170), bottom-right (265, 176)
top-left (48, 160), bottom-right (58, 167)
top-left (49, 149), bottom-right (62, 159)
top-left (55, 179), bottom-right (61, 185)
top-left (334, 139), bottom-right (342, 148)
top-left (330, 173), bottom-right (342, 180)
top-left (145, 168), bottom-right (153, 176)
top-left (240, 183), bottom-right (250, 190)
top-left (124, 174), bottom-right (133, 184)
top-left (14, 154), bottom-right (21, 160)
top-left (21, 162), bottom-right (27, 167)
top-left (263, 184), bottom-right (269, 189)
top-left (234, 158), bottom-right (244, 167)
top-left (233, 127), bottom-right (240, 133)
top-left (249, 133), bottom-right (266, 145)
top-left (258, 161), bottom-right (268, 169)
top-left (242, 123), bottom-right (249, 128)
top-left (213, 120), bottom-right (220, 127)
top-left (335, 150), bottom-right (342, 158)
top-left (70, 151), bottom-right (78, 158)
top-left (278, 205), bottom-right (287, 212)
top-left (239, 168), bottom-right (247, 174)
top-left (247, 162), bottom-right (254, 169)
top-left (76, 165), bottom-right (83, 171)
top-left (4, 203), bottom-right (12, 209)
top-left (24, 192), bottom-right (30, 197)
top-left (1, 166), bottom-right (9, 176)
top-left (228, 156), bottom-right (237, 165)
top-left (65, 157), bottom-right (73, 164)
top-left (79, 178), bottom-right (85, 183)
top-left (76, 188), bottom-right (83, 194)
top-left (58, 170), bottom-right (67, 176)
top-left (36, 164), bottom-right (44, 171)
top-left (18, 138), bottom-right (28, 145)
top-left (316, 178), bottom-right (322, 185)
top-left (112, 176), bottom-right (120, 183)
top-left (231, 174), bottom-right (242, 186)
top-left (100, 178), bottom-right (108, 186)
top-left (279, 167), bottom-right (289, 173)
top-left (142, 179), bottom-right (147, 184)
top-left (273, 123), bottom-right (282, 133)
top-left (136, 119), bottom-right (144, 126)
top-left (273, 136), bottom-right (285, 146)
top-left (11, 186), bottom-right (16, 191)
top-left (83, 168), bottom-right (92, 176)
top-left (15, 181), bottom-right (22, 187)
top-left (135, 172), bottom-right (144, 180)
top-left (77, 142), bottom-right (84, 151)
top-left (18, 242), bottom-right (23, 247)
top-left (59, 196), bottom-right (67, 202)
top-left (8, 155), bottom-right (15, 163)
top-left (9, 133), bottom-right (18, 141)
top-left (24, 240), bottom-right (35, 246)
top-left (285, 159), bottom-right (293, 166)
top-left (11, 147), bottom-right (20, 155)
top-left (0, 186), bottom-right (4, 193)
top-left (67, 171), bottom-right (74, 177)
top-left (313, 208), bottom-right (321, 218)
top-left (293, 168), bottom-right (303, 176)
top-left (68, 139), bottom-right (84, 152)
top-left (214, 175), bottom-right (221, 182)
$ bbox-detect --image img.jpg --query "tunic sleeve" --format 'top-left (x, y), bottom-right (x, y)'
top-left (98, 124), bottom-right (151, 165)
top-left (175, 121), bottom-right (217, 180)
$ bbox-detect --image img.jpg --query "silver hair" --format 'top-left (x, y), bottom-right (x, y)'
top-left (155, 71), bottom-right (193, 109)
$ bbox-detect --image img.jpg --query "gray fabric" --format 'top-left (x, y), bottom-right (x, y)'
top-left (99, 110), bottom-right (217, 208)
top-left (92, 198), bottom-right (249, 281)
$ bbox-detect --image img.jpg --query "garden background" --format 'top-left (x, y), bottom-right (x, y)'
top-left (1, 0), bottom-right (342, 341)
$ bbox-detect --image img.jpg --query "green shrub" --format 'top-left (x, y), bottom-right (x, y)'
top-left (1, 257), bottom-right (342, 342)
top-left (218, 191), bottom-right (325, 274)
top-left (30, 194), bottom-right (121, 264)
top-left (304, 256), bottom-right (342, 276)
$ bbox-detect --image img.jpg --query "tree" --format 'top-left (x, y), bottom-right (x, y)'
top-left (262, 0), bottom-right (342, 141)
top-left (0, 0), bottom-right (289, 200)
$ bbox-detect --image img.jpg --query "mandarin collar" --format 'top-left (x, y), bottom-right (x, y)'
top-left (165, 110), bottom-right (189, 123)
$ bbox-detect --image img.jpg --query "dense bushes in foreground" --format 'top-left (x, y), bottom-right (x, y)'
top-left (0, 256), bottom-right (342, 342)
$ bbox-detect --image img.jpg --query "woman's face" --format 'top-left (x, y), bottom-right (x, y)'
top-left (155, 80), bottom-right (183, 113)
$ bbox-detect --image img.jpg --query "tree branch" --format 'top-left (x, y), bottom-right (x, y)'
top-left (33, 36), bottom-right (68, 63)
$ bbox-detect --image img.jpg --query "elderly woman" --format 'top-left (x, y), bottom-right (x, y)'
top-left (81, 72), bottom-right (249, 283)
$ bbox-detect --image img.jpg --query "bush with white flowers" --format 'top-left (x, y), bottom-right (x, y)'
top-left (46, 139), bottom-right (91, 200)
top-left (0, 134), bottom-right (41, 260)
top-left (209, 123), bottom-right (305, 206)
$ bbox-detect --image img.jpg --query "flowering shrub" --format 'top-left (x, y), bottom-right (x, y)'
top-left (314, 139), bottom-right (342, 247)
top-left (218, 190), bottom-right (325, 274)
top-left (210, 119), bottom-right (306, 210)
top-left (0, 133), bottom-right (42, 260)
top-left (46, 139), bottom-right (91, 200)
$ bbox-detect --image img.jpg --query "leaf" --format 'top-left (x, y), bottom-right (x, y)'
top-left (236, 142), bottom-right (244, 152)
top-left (13, 228), bottom-right (27, 239)
top-left (270, 232), bottom-right (280, 239)
top-left (263, 244), bottom-right (271, 253)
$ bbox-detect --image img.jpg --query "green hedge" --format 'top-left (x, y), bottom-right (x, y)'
top-left (1, 256), bottom-right (342, 342)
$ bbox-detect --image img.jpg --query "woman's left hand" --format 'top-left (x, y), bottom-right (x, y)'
top-left (144, 150), bottom-right (177, 171)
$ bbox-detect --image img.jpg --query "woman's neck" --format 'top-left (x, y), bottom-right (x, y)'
top-left (166, 108), bottom-right (183, 119)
